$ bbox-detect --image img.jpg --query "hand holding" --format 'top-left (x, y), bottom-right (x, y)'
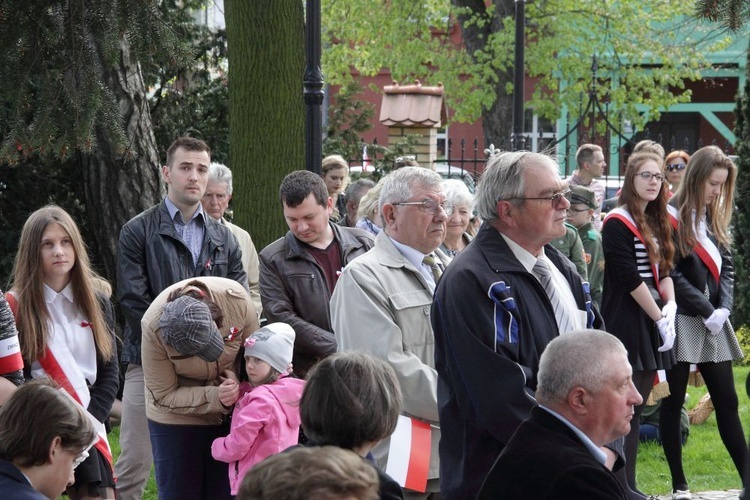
top-left (221, 369), bottom-right (239, 384)
top-left (656, 317), bottom-right (675, 352)
top-left (218, 378), bottom-right (239, 407)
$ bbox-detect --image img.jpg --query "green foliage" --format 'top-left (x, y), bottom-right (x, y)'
top-left (145, 2), bottom-right (231, 161)
top-left (734, 325), bottom-right (750, 366)
top-left (322, 0), bottom-right (735, 132)
top-left (0, 0), bottom-right (194, 165)
top-left (323, 81), bottom-right (375, 162)
top-left (731, 52), bottom-right (750, 327)
top-left (696, 0), bottom-right (750, 30)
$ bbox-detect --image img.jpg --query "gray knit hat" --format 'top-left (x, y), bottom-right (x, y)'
top-left (243, 323), bottom-right (295, 374)
top-left (159, 296), bottom-right (224, 362)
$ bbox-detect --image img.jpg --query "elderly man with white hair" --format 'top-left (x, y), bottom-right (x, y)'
top-left (202, 162), bottom-right (262, 315)
top-left (478, 330), bottom-right (641, 499)
top-left (331, 167), bottom-right (452, 499)
top-left (431, 151), bottom-right (604, 499)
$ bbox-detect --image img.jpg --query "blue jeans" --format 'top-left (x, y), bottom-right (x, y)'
top-left (148, 420), bottom-right (231, 500)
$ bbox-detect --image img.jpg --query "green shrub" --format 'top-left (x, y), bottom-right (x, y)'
top-left (735, 324), bottom-right (750, 367)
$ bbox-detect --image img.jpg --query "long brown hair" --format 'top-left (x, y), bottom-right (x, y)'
top-left (9, 206), bottom-right (114, 362)
top-left (672, 145), bottom-right (736, 257)
top-left (619, 152), bottom-right (675, 274)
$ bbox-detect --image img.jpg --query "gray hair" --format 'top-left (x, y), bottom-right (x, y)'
top-left (536, 330), bottom-right (628, 406)
top-left (208, 162), bottom-right (233, 196)
top-left (441, 179), bottom-right (474, 213)
top-left (379, 167), bottom-right (443, 216)
top-left (345, 178), bottom-right (376, 205)
top-left (475, 151), bottom-right (558, 222)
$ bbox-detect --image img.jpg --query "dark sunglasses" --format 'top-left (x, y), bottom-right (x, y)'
top-left (666, 163), bottom-right (687, 172)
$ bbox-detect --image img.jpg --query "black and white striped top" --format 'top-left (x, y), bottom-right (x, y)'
top-left (634, 239), bottom-right (654, 279)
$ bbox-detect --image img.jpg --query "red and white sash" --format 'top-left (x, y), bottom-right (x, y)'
top-left (667, 205), bottom-right (720, 284)
top-left (5, 292), bottom-right (113, 469)
top-left (604, 208), bottom-right (661, 293)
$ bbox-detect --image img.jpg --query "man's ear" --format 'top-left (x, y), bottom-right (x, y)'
top-left (496, 201), bottom-right (516, 226)
top-left (162, 165), bottom-right (171, 183)
top-left (567, 387), bottom-right (589, 415)
top-left (381, 204), bottom-right (396, 227)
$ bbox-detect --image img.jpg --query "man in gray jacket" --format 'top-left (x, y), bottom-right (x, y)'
top-left (116, 137), bottom-right (248, 500)
top-left (259, 170), bottom-right (373, 378)
top-left (331, 167), bottom-right (451, 499)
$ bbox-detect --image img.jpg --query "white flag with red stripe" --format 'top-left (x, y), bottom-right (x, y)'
top-left (385, 416), bottom-right (431, 493)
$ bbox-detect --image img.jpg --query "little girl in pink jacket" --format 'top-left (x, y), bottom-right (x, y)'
top-left (211, 322), bottom-right (305, 495)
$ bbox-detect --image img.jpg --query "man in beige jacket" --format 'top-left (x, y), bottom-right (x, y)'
top-left (331, 167), bottom-right (451, 499)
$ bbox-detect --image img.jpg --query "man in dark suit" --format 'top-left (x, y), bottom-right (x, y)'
top-left (478, 329), bottom-right (642, 499)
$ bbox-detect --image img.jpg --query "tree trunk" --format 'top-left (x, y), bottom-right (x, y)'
top-left (225, 0), bottom-right (306, 250)
top-left (80, 39), bottom-right (163, 285)
top-left (452, 0), bottom-right (516, 151)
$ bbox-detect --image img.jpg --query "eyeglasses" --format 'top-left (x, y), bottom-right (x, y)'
top-left (666, 163), bottom-right (687, 172)
top-left (508, 189), bottom-right (571, 209)
top-left (72, 448), bottom-right (90, 470)
top-left (636, 172), bottom-right (665, 182)
top-left (393, 199), bottom-right (454, 215)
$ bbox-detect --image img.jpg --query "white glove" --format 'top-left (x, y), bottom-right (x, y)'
top-left (661, 300), bottom-right (677, 326)
top-left (703, 308), bottom-right (730, 336)
top-left (656, 317), bottom-right (675, 352)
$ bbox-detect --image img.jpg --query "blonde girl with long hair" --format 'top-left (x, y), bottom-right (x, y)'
top-left (7, 205), bottom-right (118, 500)
top-left (660, 146), bottom-right (746, 499)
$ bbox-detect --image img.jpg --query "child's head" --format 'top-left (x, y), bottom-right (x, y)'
top-left (243, 323), bottom-right (295, 386)
top-left (300, 352), bottom-right (402, 451)
top-left (566, 185), bottom-right (597, 229)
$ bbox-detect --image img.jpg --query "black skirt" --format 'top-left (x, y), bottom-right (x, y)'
top-left (73, 444), bottom-right (115, 496)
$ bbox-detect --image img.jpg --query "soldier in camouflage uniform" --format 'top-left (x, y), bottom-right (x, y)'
top-left (566, 185), bottom-right (604, 308)
top-left (549, 222), bottom-right (588, 280)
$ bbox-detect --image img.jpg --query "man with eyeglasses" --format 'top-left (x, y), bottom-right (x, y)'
top-left (259, 170), bottom-right (374, 378)
top-left (569, 143), bottom-right (607, 230)
top-left (431, 151), bottom-right (604, 499)
top-left (332, 167), bottom-right (451, 499)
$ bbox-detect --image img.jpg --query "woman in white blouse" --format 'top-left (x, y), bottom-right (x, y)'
top-left (7, 206), bottom-right (118, 500)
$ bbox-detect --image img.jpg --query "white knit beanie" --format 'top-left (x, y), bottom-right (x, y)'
top-left (243, 322), bottom-right (296, 373)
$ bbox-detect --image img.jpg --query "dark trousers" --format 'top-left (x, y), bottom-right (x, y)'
top-left (148, 420), bottom-right (232, 500)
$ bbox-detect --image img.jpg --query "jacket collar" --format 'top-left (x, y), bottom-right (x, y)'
top-left (473, 224), bottom-right (569, 276)
top-left (283, 222), bottom-right (366, 260)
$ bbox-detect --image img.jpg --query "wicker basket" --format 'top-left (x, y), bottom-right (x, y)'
top-left (688, 393), bottom-right (714, 425)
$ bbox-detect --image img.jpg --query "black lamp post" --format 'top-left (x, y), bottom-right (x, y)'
top-left (304, 0), bottom-right (324, 174)
top-left (511, 0), bottom-right (526, 151)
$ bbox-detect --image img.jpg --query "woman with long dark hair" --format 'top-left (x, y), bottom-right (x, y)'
top-left (601, 152), bottom-right (677, 497)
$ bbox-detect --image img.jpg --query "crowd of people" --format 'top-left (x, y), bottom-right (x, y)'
top-left (0, 136), bottom-right (747, 500)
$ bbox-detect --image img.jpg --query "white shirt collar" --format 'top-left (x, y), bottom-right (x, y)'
top-left (539, 405), bottom-right (607, 465)
top-left (43, 282), bottom-right (74, 304)
top-left (500, 233), bottom-right (538, 273)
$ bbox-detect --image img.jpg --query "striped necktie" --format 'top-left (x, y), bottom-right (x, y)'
top-left (422, 254), bottom-right (443, 283)
top-left (533, 258), bottom-right (574, 334)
